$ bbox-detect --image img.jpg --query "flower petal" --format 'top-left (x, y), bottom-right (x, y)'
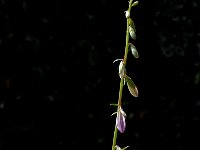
top-left (116, 106), bottom-right (126, 133)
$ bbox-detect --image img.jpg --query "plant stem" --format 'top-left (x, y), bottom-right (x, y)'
top-left (112, 126), bottom-right (118, 150)
top-left (112, 78), bottom-right (124, 150)
top-left (124, 0), bottom-right (133, 65)
top-left (123, 18), bottom-right (130, 66)
top-left (111, 1), bottom-right (133, 150)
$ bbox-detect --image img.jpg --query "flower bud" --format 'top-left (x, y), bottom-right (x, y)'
top-left (131, 1), bottom-right (139, 7)
top-left (129, 26), bottom-right (136, 40)
top-left (128, 18), bottom-right (136, 32)
top-left (118, 60), bottom-right (126, 79)
top-left (125, 10), bottom-right (130, 19)
top-left (129, 43), bottom-right (139, 58)
top-left (116, 106), bottom-right (126, 133)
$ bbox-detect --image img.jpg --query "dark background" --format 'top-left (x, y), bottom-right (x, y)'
top-left (0, 0), bottom-right (199, 149)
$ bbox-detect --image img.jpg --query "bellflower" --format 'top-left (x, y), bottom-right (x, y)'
top-left (116, 106), bottom-right (126, 133)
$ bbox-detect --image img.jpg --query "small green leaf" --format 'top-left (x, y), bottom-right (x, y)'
top-left (110, 103), bottom-right (119, 106)
top-left (125, 75), bottom-right (138, 97)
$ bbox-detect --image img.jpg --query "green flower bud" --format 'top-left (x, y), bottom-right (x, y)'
top-left (118, 60), bottom-right (126, 79)
top-left (125, 10), bottom-right (130, 19)
top-left (129, 43), bottom-right (139, 58)
top-left (128, 18), bottom-right (136, 32)
top-left (129, 26), bottom-right (136, 40)
top-left (131, 1), bottom-right (139, 7)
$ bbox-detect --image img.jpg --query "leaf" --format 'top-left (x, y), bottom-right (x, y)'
top-left (110, 103), bottom-right (119, 106)
top-left (125, 75), bottom-right (138, 97)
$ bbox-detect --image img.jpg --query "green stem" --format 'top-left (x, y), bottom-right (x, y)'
top-left (111, 1), bottom-right (133, 150)
top-left (118, 76), bottom-right (125, 106)
top-left (112, 79), bottom-right (124, 150)
top-left (112, 126), bottom-right (118, 150)
top-left (123, 19), bottom-right (130, 65)
top-left (124, 0), bottom-right (133, 65)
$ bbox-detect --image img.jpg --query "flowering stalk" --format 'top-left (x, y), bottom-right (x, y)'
top-left (111, 1), bottom-right (139, 150)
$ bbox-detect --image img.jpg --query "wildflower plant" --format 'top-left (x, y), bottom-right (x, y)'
top-left (111, 1), bottom-right (139, 150)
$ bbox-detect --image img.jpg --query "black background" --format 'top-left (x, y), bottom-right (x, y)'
top-left (0, 0), bottom-right (199, 150)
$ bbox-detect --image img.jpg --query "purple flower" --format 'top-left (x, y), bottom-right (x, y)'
top-left (116, 106), bottom-right (126, 133)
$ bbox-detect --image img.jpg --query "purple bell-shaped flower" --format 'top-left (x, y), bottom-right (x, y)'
top-left (116, 106), bottom-right (126, 133)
